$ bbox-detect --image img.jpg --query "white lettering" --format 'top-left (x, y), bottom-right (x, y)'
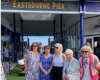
top-left (96, 6), bottom-right (100, 9)
top-left (94, 2), bottom-right (100, 6)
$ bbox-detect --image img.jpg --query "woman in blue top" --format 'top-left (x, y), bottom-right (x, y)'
top-left (40, 45), bottom-right (53, 80)
top-left (2, 46), bottom-right (9, 62)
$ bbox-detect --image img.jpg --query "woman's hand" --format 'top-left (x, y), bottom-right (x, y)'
top-left (93, 59), bottom-right (99, 69)
top-left (78, 68), bottom-right (83, 73)
top-left (64, 75), bottom-right (68, 79)
top-left (25, 70), bottom-right (28, 75)
top-left (44, 71), bottom-right (49, 75)
top-left (27, 50), bottom-right (29, 53)
top-left (62, 75), bottom-right (66, 80)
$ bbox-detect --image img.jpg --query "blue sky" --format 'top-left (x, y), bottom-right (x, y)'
top-left (24, 36), bottom-right (54, 46)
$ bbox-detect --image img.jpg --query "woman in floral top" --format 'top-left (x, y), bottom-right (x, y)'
top-left (25, 42), bottom-right (40, 80)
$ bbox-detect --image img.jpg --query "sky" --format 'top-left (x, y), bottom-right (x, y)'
top-left (23, 36), bottom-right (54, 46)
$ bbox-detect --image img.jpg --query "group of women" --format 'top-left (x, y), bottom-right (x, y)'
top-left (25, 42), bottom-right (100, 80)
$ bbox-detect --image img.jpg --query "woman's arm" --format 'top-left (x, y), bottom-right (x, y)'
top-left (39, 62), bottom-right (47, 73)
top-left (62, 60), bottom-right (66, 76)
top-left (2, 50), bottom-right (6, 54)
top-left (78, 58), bottom-right (83, 73)
top-left (48, 61), bottom-right (53, 73)
top-left (93, 55), bottom-right (100, 70)
top-left (39, 55), bottom-right (47, 74)
top-left (25, 52), bottom-right (29, 75)
top-left (62, 54), bottom-right (66, 61)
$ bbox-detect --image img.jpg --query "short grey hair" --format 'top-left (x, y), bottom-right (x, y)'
top-left (54, 43), bottom-right (63, 53)
top-left (65, 49), bottom-right (73, 55)
top-left (84, 42), bottom-right (90, 47)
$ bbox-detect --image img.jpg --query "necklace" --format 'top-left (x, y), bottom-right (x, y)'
top-left (84, 57), bottom-right (89, 68)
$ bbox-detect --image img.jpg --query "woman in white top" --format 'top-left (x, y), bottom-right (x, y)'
top-left (51, 43), bottom-right (66, 80)
top-left (63, 49), bottom-right (80, 80)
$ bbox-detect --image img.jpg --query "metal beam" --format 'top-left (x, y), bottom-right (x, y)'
top-left (53, 21), bottom-right (55, 42)
top-left (13, 13), bottom-right (17, 62)
top-left (60, 14), bottom-right (63, 44)
top-left (80, 14), bottom-right (84, 48)
top-left (1, 10), bottom-right (81, 14)
top-left (80, 0), bottom-right (84, 48)
top-left (21, 20), bottom-right (23, 57)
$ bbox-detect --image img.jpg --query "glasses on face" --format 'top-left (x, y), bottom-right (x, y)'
top-left (54, 46), bottom-right (59, 49)
top-left (81, 51), bottom-right (88, 53)
top-left (33, 45), bottom-right (37, 47)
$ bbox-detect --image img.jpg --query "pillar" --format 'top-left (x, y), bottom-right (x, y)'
top-left (13, 13), bottom-right (17, 62)
top-left (53, 21), bottom-right (55, 42)
top-left (21, 20), bottom-right (23, 57)
top-left (60, 14), bottom-right (63, 44)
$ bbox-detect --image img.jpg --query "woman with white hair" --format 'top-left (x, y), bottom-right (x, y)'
top-left (62, 49), bottom-right (80, 80)
top-left (79, 46), bottom-right (100, 80)
top-left (51, 43), bottom-right (66, 80)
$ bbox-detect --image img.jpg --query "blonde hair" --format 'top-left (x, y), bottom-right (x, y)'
top-left (53, 43), bottom-right (63, 57)
top-left (80, 46), bottom-right (92, 55)
top-left (65, 49), bottom-right (73, 55)
top-left (54, 43), bottom-right (63, 53)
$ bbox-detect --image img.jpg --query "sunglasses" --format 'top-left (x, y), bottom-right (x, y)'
top-left (54, 46), bottom-right (59, 49)
top-left (81, 51), bottom-right (88, 53)
top-left (33, 45), bottom-right (37, 47)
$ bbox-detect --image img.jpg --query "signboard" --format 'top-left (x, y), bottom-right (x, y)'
top-left (86, 2), bottom-right (100, 12)
top-left (1, 0), bottom-right (80, 12)
top-left (87, 18), bottom-right (100, 34)
top-left (2, 62), bottom-right (10, 73)
top-left (86, 0), bottom-right (100, 1)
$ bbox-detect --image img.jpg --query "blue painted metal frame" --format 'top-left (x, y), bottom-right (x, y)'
top-left (75, 24), bottom-right (78, 58)
top-left (60, 14), bottom-right (63, 44)
top-left (21, 20), bottom-right (23, 57)
top-left (84, 15), bottom-right (100, 19)
top-left (69, 28), bottom-right (70, 39)
top-left (80, 14), bottom-right (84, 48)
top-left (80, 0), bottom-right (84, 48)
top-left (84, 34), bottom-right (100, 37)
top-left (13, 13), bottom-right (17, 62)
top-left (53, 21), bottom-right (55, 42)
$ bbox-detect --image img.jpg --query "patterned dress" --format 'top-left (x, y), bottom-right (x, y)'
top-left (40, 54), bottom-right (53, 80)
top-left (25, 52), bottom-right (40, 80)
